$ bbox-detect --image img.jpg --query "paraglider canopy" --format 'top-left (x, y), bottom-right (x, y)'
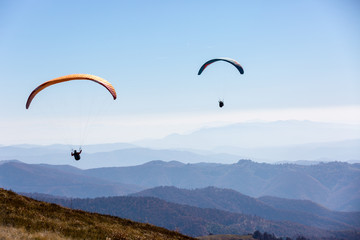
top-left (26, 74), bottom-right (117, 109)
top-left (198, 57), bottom-right (244, 75)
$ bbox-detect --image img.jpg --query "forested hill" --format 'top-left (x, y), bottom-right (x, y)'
top-left (0, 188), bottom-right (194, 240)
top-left (132, 186), bottom-right (360, 230)
top-left (85, 160), bottom-right (360, 211)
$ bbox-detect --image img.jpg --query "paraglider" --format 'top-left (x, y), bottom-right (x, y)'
top-left (25, 74), bottom-right (117, 109)
top-left (219, 100), bottom-right (224, 108)
top-left (71, 148), bottom-right (82, 161)
top-left (198, 57), bottom-right (244, 108)
top-left (26, 74), bottom-right (117, 160)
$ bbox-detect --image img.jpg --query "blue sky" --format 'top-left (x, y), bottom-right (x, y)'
top-left (0, 0), bottom-right (359, 145)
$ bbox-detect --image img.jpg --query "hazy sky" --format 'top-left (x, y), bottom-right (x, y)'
top-left (1, 0), bottom-right (359, 145)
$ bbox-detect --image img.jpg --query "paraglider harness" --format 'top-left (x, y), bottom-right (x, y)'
top-left (218, 100), bottom-right (224, 108)
top-left (71, 148), bottom-right (82, 161)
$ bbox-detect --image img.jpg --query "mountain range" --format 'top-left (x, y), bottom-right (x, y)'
top-left (132, 186), bottom-right (360, 231)
top-left (135, 120), bottom-right (360, 150)
top-left (1, 160), bottom-right (359, 211)
top-left (0, 144), bottom-right (242, 168)
top-left (84, 160), bottom-right (360, 211)
top-left (1, 121), bottom-right (359, 168)
top-left (0, 160), bottom-right (143, 197)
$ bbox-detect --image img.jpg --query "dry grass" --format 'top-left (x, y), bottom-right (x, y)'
top-left (0, 188), bottom-right (195, 240)
top-left (0, 225), bottom-right (71, 240)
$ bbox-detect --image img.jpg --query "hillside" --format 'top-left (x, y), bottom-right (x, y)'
top-left (85, 160), bottom-right (360, 211)
top-left (132, 186), bottom-right (360, 231)
top-left (0, 188), bottom-right (194, 240)
top-left (25, 193), bottom-right (360, 239)
top-left (258, 196), bottom-right (360, 226)
top-left (0, 160), bottom-right (143, 197)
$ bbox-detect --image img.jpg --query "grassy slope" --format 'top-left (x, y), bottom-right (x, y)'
top-left (0, 188), bottom-right (195, 240)
top-left (0, 225), bottom-right (71, 240)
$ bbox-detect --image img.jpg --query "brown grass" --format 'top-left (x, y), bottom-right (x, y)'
top-left (0, 188), bottom-right (195, 240)
top-left (0, 225), bottom-right (71, 240)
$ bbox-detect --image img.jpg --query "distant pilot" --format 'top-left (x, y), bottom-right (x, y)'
top-left (71, 148), bottom-right (82, 161)
top-left (219, 100), bottom-right (224, 108)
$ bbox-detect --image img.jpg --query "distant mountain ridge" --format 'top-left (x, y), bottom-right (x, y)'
top-left (1, 160), bottom-right (359, 211)
top-left (1, 139), bottom-right (358, 168)
top-left (0, 145), bottom-right (242, 168)
top-left (0, 160), bottom-right (143, 197)
top-left (132, 186), bottom-right (360, 231)
top-left (1, 121), bottom-right (359, 168)
top-left (84, 160), bottom-right (360, 211)
top-left (135, 120), bottom-right (360, 148)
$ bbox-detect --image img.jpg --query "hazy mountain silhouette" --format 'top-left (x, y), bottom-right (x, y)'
top-left (1, 121), bottom-right (359, 168)
top-left (132, 186), bottom-right (360, 231)
top-left (0, 160), bottom-right (143, 197)
top-left (135, 120), bottom-right (360, 149)
top-left (2, 160), bottom-right (359, 211)
top-left (85, 160), bottom-right (360, 211)
top-left (0, 145), bottom-right (242, 168)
